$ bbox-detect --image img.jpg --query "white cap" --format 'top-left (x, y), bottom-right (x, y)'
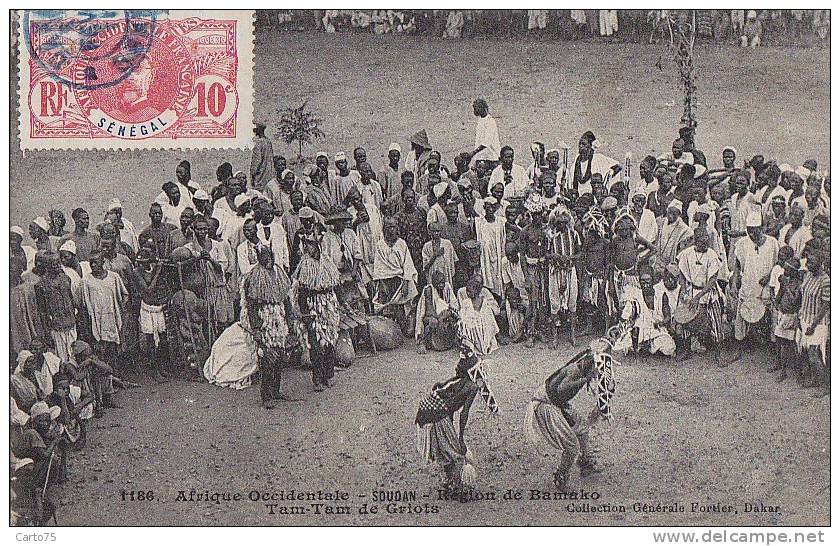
top-left (107, 198), bottom-right (122, 211)
top-left (10, 225), bottom-right (24, 237)
top-left (32, 216), bottom-right (49, 232)
top-left (335, 151), bottom-right (346, 162)
top-left (299, 206), bottom-right (315, 219)
top-left (193, 189), bottom-right (210, 201)
top-left (745, 209), bottom-right (763, 228)
top-left (388, 142), bottom-right (401, 153)
top-left (234, 194), bottom-right (249, 208)
top-left (59, 239), bottom-right (77, 255)
top-left (315, 151), bottom-right (329, 160)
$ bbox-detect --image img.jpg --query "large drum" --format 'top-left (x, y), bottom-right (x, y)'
top-left (739, 297), bottom-right (766, 324)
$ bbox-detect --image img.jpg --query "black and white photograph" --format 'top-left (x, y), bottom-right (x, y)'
top-left (6, 5), bottom-right (834, 534)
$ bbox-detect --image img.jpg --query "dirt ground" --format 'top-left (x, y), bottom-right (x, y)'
top-left (10, 30), bottom-right (830, 526)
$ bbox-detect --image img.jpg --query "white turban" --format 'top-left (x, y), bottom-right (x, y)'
top-left (234, 194), bottom-right (249, 208)
top-left (745, 209), bottom-right (763, 228)
top-left (315, 151), bottom-right (329, 160)
top-left (32, 216), bottom-right (49, 232)
top-left (10, 225), bottom-right (25, 237)
top-left (334, 151), bottom-right (346, 162)
top-left (667, 199), bottom-right (683, 211)
top-left (388, 142), bottom-right (401, 153)
top-left (59, 239), bottom-right (77, 255)
top-left (193, 189), bottom-right (210, 201)
top-left (107, 198), bottom-right (123, 211)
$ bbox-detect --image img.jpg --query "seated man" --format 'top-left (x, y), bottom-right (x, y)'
top-left (414, 270), bottom-right (458, 353)
top-left (371, 218), bottom-right (419, 335)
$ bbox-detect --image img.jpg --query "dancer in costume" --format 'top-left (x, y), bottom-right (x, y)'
top-left (291, 226), bottom-right (342, 392)
top-left (243, 246), bottom-right (297, 408)
top-left (416, 341), bottom-right (498, 499)
top-left (524, 336), bottom-right (617, 491)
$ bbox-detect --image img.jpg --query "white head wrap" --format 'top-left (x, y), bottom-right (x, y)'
top-left (234, 194), bottom-right (249, 208)
top-left (10, 225), bottom-right (25, 237)
top-left (388, 143), bottom-right (401, 153)
top-left (107, 198), bottom-right (123, 211)
top-left (193, 189), bottom-right (210, 201)
top-left (59, 239), bottom-right (77, 255)
top-left (667, 199), bottom-right (683, 211)
top-left (32, 216), bottom-right (49, 232)
top-left (334, 151), bottom-right (346, 162)
top-left (745, 209), bottom-right (763, 228)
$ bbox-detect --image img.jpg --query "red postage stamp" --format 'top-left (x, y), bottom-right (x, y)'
top-left (17, 10), bottom-right (254, 150)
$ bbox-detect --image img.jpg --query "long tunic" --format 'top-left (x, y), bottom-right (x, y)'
top-left (249, 135), bottom-right (274, 191)
top-left (81, 271), bottom-right (128, 344)
top-left (475, 216), bottom-right (506, 297)
top-left (455, 287), bottom-right (500, 355)
top-left (11, 272), bottom-right (46, 355)
top-left (422, 238), bottom-right (458, 288)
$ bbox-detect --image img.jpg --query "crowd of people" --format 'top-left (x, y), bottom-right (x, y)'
top-left (9, 95), bottom-right (831, 521)
top-left (261, 9), bottom-right (831, 47)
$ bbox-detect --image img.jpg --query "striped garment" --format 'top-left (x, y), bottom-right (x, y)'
top-left (800, 271), bottom-right (830, 329)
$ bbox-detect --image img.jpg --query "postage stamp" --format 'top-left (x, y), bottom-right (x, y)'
top-left (16, 10), bottom-right (254, 150)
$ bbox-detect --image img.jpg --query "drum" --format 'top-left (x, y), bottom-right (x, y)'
top-left (674, 300), bottom-right (701, 325)
top-left (739, 297), bottom-right (766, 324)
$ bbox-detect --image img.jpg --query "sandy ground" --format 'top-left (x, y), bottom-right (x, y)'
top-left (10, 31), bottom-right (830, 526)
top-left (55, 341), bottom-right (829, 526)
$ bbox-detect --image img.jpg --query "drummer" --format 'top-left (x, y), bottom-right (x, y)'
top-left (730, 210), bottom-right (780, 361)
top-left (676, 227), bottom-right (725, 367)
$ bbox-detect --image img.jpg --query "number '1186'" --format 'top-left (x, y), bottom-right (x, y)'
top-left (121, 490), bottom-right (155, 501)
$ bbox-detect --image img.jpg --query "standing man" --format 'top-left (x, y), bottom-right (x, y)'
top-left (475, 199), bottom-right (507, 299)
top-left (132, 240), bottom-right (169, 382)
top-left (489, 146), bottom-right (530, 200)
top-left (81, 251), bottom-right (129, 372)
top-left (380, 143), bottom-right (403, 201)
top-left (677, 227), bottom-right (725, 367)
top-left (139, 203), bottom-right (174, 260)
top-left (250, 122), bottom-right (275, 192)
top-left (255, 201), bottom-right (290, 274)
top-left (571, 131), bottom-right (621, 196)
top-left (330, 152), bottom-right (358, 206)
top-left (34, 252), bottom-right (77, 361)
top-left (468, 98), bottom-right (501, 173)
top-left (243, 246), bottom-right (297, 408)
top-left (59, 208), bottom-right (101, 262)
top-left (731, 211), bottom-right (779, 359)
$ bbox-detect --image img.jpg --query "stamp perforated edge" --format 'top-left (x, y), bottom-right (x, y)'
top-left (15, 9), bottom-right (255, 151)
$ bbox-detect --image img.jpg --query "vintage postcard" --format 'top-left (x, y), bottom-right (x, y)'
top-left (7, 6), bottom-right (831, 536)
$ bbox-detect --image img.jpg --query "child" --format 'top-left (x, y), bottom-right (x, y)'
top-left (772, 256), bottom-right (802, 382)
top-left (765, 245), bottom-right (794, 352)
top-left (501, 240), bottom-right (528, 344)
top-left (68, 340), bottom-right (116, 418)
